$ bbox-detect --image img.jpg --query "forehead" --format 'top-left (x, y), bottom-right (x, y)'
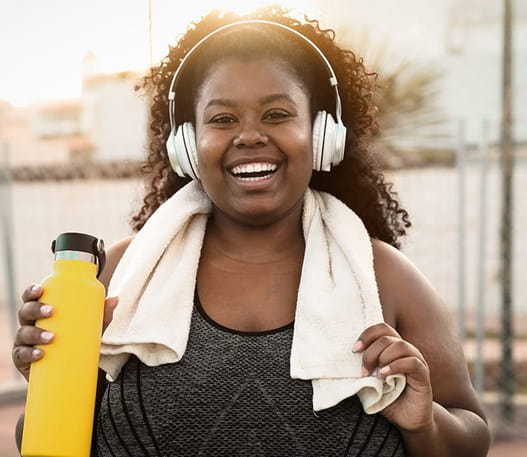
top-left (196, 57), bottom-right (309, 103)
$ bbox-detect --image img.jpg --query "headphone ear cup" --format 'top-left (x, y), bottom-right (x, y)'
top-left (312, 111), bottom-right (326, 171)
top-left (333, 121), bottom-right (347, 167)
top-left (312, 111), bottom-right (346, 172)
top-left (169, 122), bottom-right (200, 180)
top-left (166, 127), bottom-right (183, 177)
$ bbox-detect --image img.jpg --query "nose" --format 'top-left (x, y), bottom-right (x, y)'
top-left (233, 126), bottom-right (268, 149)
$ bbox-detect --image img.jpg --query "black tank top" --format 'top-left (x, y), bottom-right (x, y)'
top-left (94, 298), bottom-right (406, 456)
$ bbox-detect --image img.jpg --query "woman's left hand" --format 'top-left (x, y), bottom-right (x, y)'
top-left (354, 323), bottom-right (434, 432)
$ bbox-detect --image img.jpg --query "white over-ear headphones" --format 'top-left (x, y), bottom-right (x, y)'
top-left (166, 19), bottom-right (347, 180)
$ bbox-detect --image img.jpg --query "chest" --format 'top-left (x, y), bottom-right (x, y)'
top-left (196, 251), bottom-right (302, 332)
top-left (95, 306), bottom-right (405, 457)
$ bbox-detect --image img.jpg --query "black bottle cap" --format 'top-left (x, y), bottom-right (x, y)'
top-left (51, 232), bottom-right (106, 277)
top-left (52, 232), bottom-right (103, 255)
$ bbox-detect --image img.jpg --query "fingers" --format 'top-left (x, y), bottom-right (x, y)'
top-left (14, 325), bottom-right (54, 347)
top-left (12, 344), bottom-right (44, 376)
top-left (18, 285), bottom-right (52, 327)
top-left (21, 284), bottom-right (43, 305)
top-left (12, 325), bottom-right (53, 382)
top-left (362, 336), bottom-right (415, 376)
top-left (354, 323), bottom-right (425, 377)
top-left (354, 323), bottom-right (400, 351)
top-left (378, 356), bottom-right (429, 379)
top-left (18, 301), bottom-right (53, 326)
top-left (14, 283), bottom-right (53, 381)
top-left (13, 322), bottom-right (55, 379)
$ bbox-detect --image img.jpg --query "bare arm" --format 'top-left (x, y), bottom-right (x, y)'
top-left (364, 239), bottom-right (490, 457)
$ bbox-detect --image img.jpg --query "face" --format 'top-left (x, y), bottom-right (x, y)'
top-left (194, 57), bottom-right (313, 226)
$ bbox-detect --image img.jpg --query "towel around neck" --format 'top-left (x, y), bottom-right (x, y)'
top-left (100, 181), bottom-right (406, 413)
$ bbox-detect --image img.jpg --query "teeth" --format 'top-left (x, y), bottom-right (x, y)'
top-left (237, 175), bottom-right (273, 182)
top-left (231, 162), bottom-right (277, 175)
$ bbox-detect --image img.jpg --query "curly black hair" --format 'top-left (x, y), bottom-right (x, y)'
top-left (131, 6), bottom-right (411, 248)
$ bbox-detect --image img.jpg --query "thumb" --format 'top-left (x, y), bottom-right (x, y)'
top-left (103, 296), bottom-right (119, 332)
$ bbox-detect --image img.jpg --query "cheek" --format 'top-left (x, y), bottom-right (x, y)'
top-left (297, 126), bottom-right (312, 148)
top-left (288, 126), bottom-right (313, 172)
top-left (195, 133), bottom-right (223, 171)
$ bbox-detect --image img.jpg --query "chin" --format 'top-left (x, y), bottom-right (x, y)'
top-left (216, 197), bottom-right (303, 228)
top-left (233, 206), bottom-right (290, 227)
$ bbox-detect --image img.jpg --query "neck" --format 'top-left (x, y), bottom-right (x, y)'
top-left (205, 204), bottom-right (305, 266)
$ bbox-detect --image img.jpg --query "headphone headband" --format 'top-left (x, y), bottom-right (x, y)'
top-left (166, 18), bottom-right (347, 178)
top-left (167, 19), bottom-right (344, 130)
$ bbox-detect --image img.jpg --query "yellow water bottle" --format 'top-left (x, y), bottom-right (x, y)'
top-left (22, 232), bottom-right (106, 457)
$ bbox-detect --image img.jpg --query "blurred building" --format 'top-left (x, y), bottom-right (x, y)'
top-left (80, 52), bottom-right (148, 162)
top-left (0, 102), bottom-right (75, 167)
top-left (1, 52), bottom-right (148, 167)
top-left (317, 0), bottom-right (527, 147)
top-left (441, 0), bottom-right (527, 144)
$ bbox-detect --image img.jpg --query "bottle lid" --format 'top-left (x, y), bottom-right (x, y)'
top-left (51, 232), bottom-right (106, 277)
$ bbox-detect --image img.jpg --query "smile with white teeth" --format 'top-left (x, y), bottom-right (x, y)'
top-left (230, 162), bottom-right (278, 182)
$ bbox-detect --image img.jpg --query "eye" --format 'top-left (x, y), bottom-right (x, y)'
top-left (264, 110), bottom-right (290, 122)
top-left (209, 114), bottom-right (237, 125)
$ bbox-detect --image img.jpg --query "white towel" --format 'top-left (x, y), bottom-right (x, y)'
top-left (100, 181), bottom-right (405, 414)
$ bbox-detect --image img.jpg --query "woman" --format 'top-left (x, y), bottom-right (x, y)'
top-left (14, 7), bottom-right (490, 456)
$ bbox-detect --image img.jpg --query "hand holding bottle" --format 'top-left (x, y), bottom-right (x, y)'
top-left (13, 284), bottom-right (118, 382)
top-left (18, 232), bottom-right (109, 456)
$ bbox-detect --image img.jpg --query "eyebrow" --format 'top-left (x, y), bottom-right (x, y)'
top-left (204, 93), bottom-right (298, 110)
top-left (204, 98), bottom-right (237, 110)
top-left (259, 93), bottom-right (297, 106)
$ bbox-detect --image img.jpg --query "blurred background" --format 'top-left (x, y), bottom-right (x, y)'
top-left (0, 0), bottom-right (525, 455)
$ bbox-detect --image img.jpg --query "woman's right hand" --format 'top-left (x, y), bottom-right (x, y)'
top-left (12, 284), bottom-right (119, 382)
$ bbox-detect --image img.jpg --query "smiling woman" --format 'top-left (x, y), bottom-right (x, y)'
top-left (13, 5), bottom-right (490, 457)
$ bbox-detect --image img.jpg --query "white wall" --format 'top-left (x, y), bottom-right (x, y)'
top-left (82, 74), bottom-right (148, 162)
top-left (439, 18), bottom-right (527, 145)
top-left (315, 0), bottom-right (527, 145)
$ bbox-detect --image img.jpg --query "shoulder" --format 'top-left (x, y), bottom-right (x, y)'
top-left (371, 238), bottom-right (446, 331)
top-left (371, 239), bottom-right (484, 415)
top-left (99, 235), bottom-right (135, 290)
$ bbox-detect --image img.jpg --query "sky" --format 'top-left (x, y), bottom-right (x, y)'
top-left (0, 0), bottom-right (317, 107)
top-left (0, 0), bottom-right (453, 107)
